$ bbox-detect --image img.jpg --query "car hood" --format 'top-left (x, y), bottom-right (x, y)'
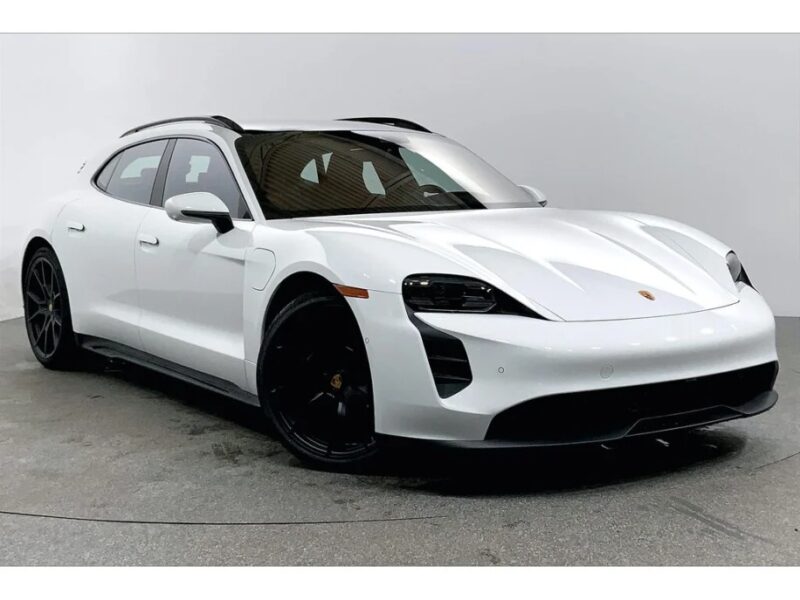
top-left (306, 208), bottom-right (740, 322)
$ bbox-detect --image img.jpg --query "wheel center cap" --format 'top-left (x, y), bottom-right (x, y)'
top-left (330, 373), bottom-right (343, 390)
top-left (48, 301), bottom-right (53, 312)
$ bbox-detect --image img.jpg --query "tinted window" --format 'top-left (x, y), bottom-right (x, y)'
top-left (235, 130), bottom-right (537, 218)
top-left (164, 138), bottom-right (250, 219)
top-left (104, 140), bottom-right (168, 204)
top-left (95, 153), bottom-right (120, 191)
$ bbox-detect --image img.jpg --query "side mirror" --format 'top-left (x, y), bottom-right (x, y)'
top-left (519, 185), bottom-right (548, 207)
top-left (164, 192), bottom-right (234, 234)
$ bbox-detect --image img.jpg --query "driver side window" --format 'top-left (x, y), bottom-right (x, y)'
top-left (163, 138), bottom-right (251, 219)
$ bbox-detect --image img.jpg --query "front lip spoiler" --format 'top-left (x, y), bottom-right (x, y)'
top-left (377, 390), bottom-right (778, 450)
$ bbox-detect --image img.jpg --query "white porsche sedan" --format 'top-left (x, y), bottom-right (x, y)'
top-left (22, 115), bottom-right (779, 470)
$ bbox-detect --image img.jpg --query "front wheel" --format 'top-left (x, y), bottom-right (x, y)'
top-left (258, 292), bottom-right (380, 471)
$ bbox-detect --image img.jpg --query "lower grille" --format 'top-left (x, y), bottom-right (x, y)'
top-left (486, 362), bottom-right (778, 443)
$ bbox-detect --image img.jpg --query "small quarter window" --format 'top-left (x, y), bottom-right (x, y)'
top-left (95, 154), bottom-right (120, 191)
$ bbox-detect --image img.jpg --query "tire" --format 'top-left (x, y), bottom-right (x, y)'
top-left (22, 247), bottom-right (81, 369)
top-left (258, 291), bottom-right (380, 471)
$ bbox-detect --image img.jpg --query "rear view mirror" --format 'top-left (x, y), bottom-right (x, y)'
top-left (519, 185), bottom-right (548, 207)
top-left (164, 192), bottom-right (234, 234)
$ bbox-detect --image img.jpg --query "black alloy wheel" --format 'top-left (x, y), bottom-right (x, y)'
top-left (259, 292), bottom-right (379, 471)
top-left (23, 247), bottom-right (78, 368)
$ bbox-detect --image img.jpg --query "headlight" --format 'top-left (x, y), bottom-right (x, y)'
top-left (402, 274), bottom-right (543, 317)
top-left (726, 251), bottom-right (752, 286)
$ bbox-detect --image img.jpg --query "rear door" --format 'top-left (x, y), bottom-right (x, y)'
top-left (53, 139), bottom-right (169, 348)
top-left (135, 137), bottom-right (253, 388)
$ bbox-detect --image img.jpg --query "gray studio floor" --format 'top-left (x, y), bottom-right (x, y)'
top-left (0, 316), bottom-right (798, 565)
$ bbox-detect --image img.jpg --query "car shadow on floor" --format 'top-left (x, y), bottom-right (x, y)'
top-left (97, 358), bottom-right (274, 433)
top-left (100, 358), bottom-right (747, 498)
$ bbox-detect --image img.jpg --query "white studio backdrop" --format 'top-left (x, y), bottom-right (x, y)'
top-left (0, 33), bottom-right (797, 320)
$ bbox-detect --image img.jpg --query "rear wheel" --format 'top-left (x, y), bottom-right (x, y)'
top-left (23, 247), bottom-right (80, 369)
top-left (258, 292), bottom-right (379, 471)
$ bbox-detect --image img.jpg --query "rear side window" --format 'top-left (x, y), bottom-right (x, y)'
top-left (101, 140), bottom-right (168, 204)
top-left (163, 138), bottom-right (250, 219)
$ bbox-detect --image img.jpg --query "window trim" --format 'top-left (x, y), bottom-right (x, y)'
top-left (92, 135), bottom-right (255, 221)
top-left (150, 138), bottom-right (177, 207)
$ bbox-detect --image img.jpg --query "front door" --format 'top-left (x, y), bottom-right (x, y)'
top-left (134, 137), bottom-right (254, 388)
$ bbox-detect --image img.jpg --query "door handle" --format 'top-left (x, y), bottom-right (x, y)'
top-left (138, 233), bottom-right (159, 247)
top-left (66, 221), bottom-right (85, 232)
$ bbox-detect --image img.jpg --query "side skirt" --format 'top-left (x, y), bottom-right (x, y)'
top-left (76, 335), bottom-right (259, 406)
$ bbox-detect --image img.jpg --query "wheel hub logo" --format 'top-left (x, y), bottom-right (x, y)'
top-left (330, 373), bottom-right (343, 390)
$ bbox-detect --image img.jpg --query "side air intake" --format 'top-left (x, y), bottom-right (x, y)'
top-left (406, 310), bottom-right (472, 398)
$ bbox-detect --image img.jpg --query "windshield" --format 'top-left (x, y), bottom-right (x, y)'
top-left (235, 130), bottom-right (538, 218)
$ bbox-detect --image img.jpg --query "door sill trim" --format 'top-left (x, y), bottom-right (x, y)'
top-left (76, 335), bottom-right (259, 406)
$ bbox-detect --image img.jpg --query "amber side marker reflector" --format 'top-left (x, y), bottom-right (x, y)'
top-left (334, 284), bottom-right (370, 299)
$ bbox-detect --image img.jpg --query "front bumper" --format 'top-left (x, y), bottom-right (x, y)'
top-left (380, 392), bottom-right (778, 449)
top-left (478, 363), bottom-right (777, 447)
top-left (352, 286), bottom-right (779, 443)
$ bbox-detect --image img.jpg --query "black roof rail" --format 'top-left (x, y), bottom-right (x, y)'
top-left (338, 117), bottom-right (432, 133)
top-left (120, 115), bottom-right (244, 137)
